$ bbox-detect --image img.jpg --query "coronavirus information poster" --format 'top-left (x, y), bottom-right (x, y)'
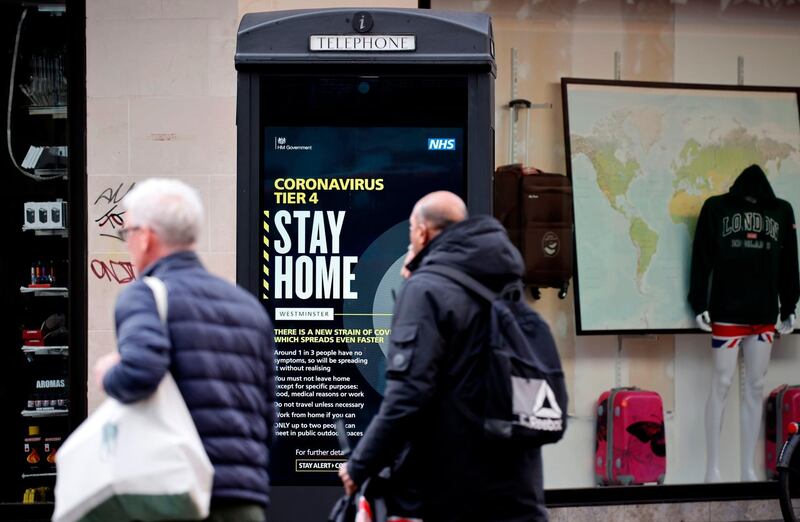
top-left (262, 125), bottom-right (463, 484)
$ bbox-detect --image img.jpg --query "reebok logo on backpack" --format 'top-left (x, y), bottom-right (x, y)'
top-left (513, 377), bottom-right (564, 432)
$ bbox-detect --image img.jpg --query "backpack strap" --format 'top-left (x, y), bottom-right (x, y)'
top-left (413, 265), bottom-right (514, 434)
top-left (415, 265), bottom-right (497, 303)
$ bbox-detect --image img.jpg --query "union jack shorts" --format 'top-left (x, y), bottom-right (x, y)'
top-left (711, 323), bottom-right (775, 349)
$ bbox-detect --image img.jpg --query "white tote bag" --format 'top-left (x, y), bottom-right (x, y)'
top-left (54, 277), bottom-right (213, 522)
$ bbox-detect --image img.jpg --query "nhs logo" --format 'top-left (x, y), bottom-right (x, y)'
top-left (427, 138), bottom-right (456, 151)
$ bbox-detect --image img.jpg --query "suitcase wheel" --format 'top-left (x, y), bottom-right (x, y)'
top-left (528, 287), bottom-right (542, 300)
top-left (558, 282), bottom-right (569, 299)
top-left (618, 475), bottom-right (634, 486)
top-left (657, 474), bottom-right (665, 485)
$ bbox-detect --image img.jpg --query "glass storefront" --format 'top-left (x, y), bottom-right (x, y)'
top-left (435, 0), bottom-right (800, 497)
top-left (0, 0), bottom-right (85, 517)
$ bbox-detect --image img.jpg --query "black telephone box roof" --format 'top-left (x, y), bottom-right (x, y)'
top-left (236, 8), bottom-right (494, 72)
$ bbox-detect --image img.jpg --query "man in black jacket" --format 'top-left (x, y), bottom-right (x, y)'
top-left (339, 191), bottom-right (548, 522)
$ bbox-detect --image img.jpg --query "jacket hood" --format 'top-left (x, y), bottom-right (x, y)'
top-left (729, 164), bottom-right (776, 203)
top-left (409, 215), bottom-right (524, 286)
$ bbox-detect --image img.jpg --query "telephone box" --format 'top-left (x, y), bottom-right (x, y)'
top-left (235, 8), bottom-right (495, 518)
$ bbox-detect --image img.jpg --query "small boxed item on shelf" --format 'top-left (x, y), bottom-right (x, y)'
top-left (21, 313), bottom-right (67, 348)
top-left (20, 146), bottom-right (67, 171)
top-left (24, 396), bottom-right (69, 412)
top-left (22, 329), bottom-right (43, 347)
top-left (23, 201), bottom-right (67, 230)
top-left (23, 426), bottom-right (43, 474)
top-left (28, 260), bottom-right (59, 287)
top-left (43, 434), bottom-right (61, 468)
top-left (22, 487), bottom-right (53, 504)
top-left (22, 261), bottom-right (68, 295)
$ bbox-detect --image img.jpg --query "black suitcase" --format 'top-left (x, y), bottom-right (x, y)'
top-left (494, 164), bottom-right (574, 299)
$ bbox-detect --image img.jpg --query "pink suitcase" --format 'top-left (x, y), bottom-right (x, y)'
top-left (765, 384), bottom-right (800, 479)
top-left (595, 387), bottom-right (666, 485)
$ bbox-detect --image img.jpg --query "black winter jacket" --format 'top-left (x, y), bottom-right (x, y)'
top-left (347, 216), bottom-right (548, 522)
top-left (688, 164), bottom-right (800, 324)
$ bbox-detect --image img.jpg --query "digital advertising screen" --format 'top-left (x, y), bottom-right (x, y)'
top-left (260, 75), bottom-right (467, 484)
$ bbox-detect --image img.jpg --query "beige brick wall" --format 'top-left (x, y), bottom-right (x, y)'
top-left (85, 0), bottom-right (415, 412)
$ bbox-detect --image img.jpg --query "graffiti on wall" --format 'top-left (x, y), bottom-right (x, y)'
top-left (91, 182), bottom-right (137, 284)
top-left (93, 182), bottom-right (135, 241)
top-left (90, 258), bottom-right (135, 285)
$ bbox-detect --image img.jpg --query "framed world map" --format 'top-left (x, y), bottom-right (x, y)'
top-left (562, 78), bottom-right (800, 334)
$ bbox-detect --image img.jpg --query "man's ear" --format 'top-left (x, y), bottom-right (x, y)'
top-left (418, 221), bottom-right (431, 247)
top-left (140, 228), bottom-right (153, 252)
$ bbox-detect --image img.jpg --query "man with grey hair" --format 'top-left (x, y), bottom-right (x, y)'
top-left (340, 191), bottom-right (548, 521)
top-left (94, 178), bottom-right (275, 522)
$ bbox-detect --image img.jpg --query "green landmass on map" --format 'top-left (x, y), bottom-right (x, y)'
top-left (629, 217), bottom-right (658, 285)
top-left (668, 126), bottom-right (796, 234)
top-left (571, 135), bottom-right (641, 213)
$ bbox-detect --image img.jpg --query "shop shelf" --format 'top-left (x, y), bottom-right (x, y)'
top-left (21, 346), bottom-right (68, 356)
top-left (27, 106), bottom-right (66, 119)
top-left (20, 409), bottom-right (68, 418)
top-left (33, 168), bottom-right (67, 180)
top-left (19, 287), bottom-right (68, 297)
top-left (21, 226), bottom-right (68, 237)
top-left (21, 473), bottom-right (57, 479)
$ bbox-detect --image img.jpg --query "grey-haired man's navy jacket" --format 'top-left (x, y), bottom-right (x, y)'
top-left (104, 251), bottom-right (276, 507)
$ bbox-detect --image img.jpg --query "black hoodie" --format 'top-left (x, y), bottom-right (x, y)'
top-left (348, 216), bottom-right (547, 522)
top-left (688, 164), bottom-right (799, 324)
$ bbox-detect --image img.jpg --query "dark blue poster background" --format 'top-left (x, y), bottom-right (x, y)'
top-left (262, 126), bottom-right (464, 484)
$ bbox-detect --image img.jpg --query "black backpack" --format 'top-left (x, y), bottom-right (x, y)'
top-left (417, 265), bottom-right (568, 445)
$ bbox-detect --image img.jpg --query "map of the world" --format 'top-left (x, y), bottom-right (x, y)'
top-left (565, 82), bottom-right (800, 332)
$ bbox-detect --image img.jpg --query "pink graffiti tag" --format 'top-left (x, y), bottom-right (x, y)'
top-left (90, 259), bottom-right (136, 284)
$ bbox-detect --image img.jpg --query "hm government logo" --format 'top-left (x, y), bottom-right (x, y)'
top-left (274, 136), bottom-right (312, 152)
top-left (427, 138), bottom-right (456, 151)
top-left (542, 231), bottom-right (560, 257)
top-left (512, 377), bottom-right (563, 432)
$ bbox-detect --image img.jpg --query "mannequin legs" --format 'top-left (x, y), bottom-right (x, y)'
top-left (705, 345), bottom-right (738, 483)
top-left (740, 335), bottom-right (773, 482)
top-left (705, 335), bottom-right (773, 483)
